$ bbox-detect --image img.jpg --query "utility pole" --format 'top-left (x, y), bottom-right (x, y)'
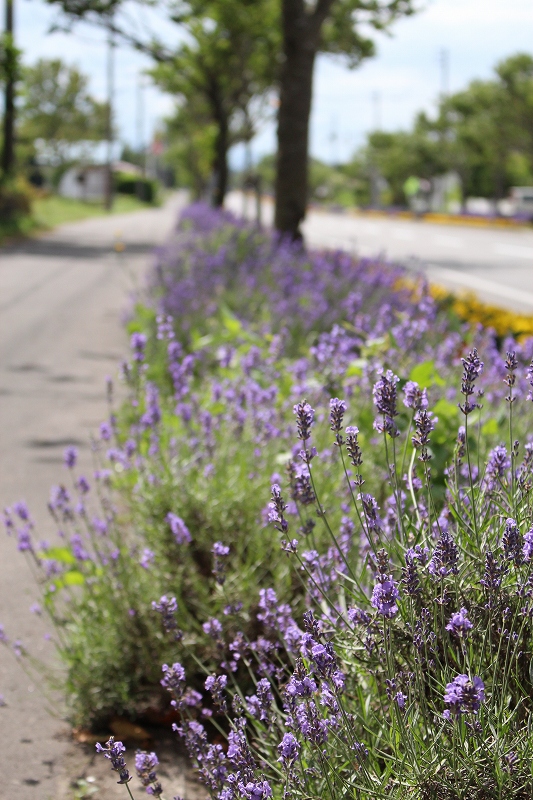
top-left (440, 48), bottom-right (449, 98)
top-left (104, 18), bottom-right (115, 211)
top-left (372, 91), bottom-right (381, 131)
top-left (329, 114), bottom-right (338, 166)
top-left (1, 0), bottom-right (16, 179)
top-left (136, 74), bottom-right (146, 177)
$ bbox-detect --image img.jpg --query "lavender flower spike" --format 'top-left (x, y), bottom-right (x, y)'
top-left (277, 732), bottom-right (300, 768)
top-left (135, 750), bottom-right (163, 797)
top-left (371, 575), bottom-right (400, 618)
top-left (527, 358), bottom-right (533, 401)
top-left (373, 369), bottom-right (400, 437)
top-left (95, 736), bottom-right (131, 784)
top-left (446, 608), bottom-right (473, 636)
top-left (293, 400), bottom-right (314, 441)
top-left (459, 348), bottom-right (484, 416)
top-left (63, 446), bottom-right (77, 469)
top-left (329, 398), bottom-right (347, 443)
top-left (443, 674), bottom-right (485, 718)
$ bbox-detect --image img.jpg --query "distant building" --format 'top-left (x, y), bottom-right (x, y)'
top-left (58, 161), bottom-right (141, 201)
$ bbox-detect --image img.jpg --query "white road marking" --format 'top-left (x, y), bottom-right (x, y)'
top-left (426, 264), bottom-right (533, 310)
top-left (392, 227), bottom-right (414, 240)
top-left (432, 234), bottom-right (462, 248)
top-left (495, 243), bottom-right (533, 259)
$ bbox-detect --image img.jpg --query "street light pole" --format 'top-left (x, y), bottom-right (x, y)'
top-left (104, 18), bottom-right (115, 210)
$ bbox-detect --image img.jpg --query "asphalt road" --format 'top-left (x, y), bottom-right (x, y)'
top-left (0, 194), bottom-right (185, 799)
top-left (226, 192), bottom-right (533, 314)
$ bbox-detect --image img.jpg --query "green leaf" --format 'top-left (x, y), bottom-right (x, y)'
top-left (481, 418), bottom-right (499, 436)
top-left (409, 360), bottom-right (445, 388)
top-left (432, 398), bottom-right (459, 421)
top-left (62, 571), bottom-right (85, 587)
top-left (40, 546), bottom-right (77, 565)
top-left (220, 307), bottom-right (242, 336)
top-left (346, 358), bottom-right (367, 377)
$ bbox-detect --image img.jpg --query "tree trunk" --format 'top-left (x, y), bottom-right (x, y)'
top-left (275, 2), bottom-right (318, 239)
top-left (212, 117), bottom-right (229, 207)
top-left (1, 0), bottom-right (16, 179)
top-left (206, 74), bottom-right (230, 208)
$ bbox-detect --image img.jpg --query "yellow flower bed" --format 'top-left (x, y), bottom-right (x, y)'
top-left (396, 278), bottom-right (533, 340)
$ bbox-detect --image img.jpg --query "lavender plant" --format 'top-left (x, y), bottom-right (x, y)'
top-left (152, 354), bottom-right (533, 800)
top-left (3, 204), bottom-right (533, 739)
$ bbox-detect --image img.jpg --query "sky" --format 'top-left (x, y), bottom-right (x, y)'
top-left (17, 0), bottom-right (533, 167)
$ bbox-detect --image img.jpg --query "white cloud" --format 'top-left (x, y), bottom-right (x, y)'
top-left (17, 0), bottom-right (533, 166)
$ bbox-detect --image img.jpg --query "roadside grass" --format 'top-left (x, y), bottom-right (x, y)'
top-left (32, 193), bottom-right (155, 228)
top-left (0, 193), bottom-right (159, 245)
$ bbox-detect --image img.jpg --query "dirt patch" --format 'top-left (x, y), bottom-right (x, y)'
top-left (55, 726), bottom-right (207, 800)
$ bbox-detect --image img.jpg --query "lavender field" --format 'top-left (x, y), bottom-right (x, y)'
top-left (3, 204), bottom-right (533, 800)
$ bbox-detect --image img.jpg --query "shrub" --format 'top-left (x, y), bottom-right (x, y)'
top-left (2, 205), bottom-right (532, 739)
top-left (115, 171), bottom-right (158, 204)
top-left (92, 350), bottom-right (533, 800)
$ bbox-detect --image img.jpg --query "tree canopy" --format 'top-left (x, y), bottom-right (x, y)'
top-left (18, 58), bottom-right (108, 165)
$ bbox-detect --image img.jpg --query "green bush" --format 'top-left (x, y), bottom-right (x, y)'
top-left (114, 171), bottom-right (158, 204)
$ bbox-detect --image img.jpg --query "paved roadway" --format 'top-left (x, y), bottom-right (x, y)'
top-left (0, 194), bottom-right (184, 799)
top-left (226, 192), bottom-right (533, 314)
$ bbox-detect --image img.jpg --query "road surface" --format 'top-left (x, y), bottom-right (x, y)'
top-left (226, 192), bottom-right (533, 314)
top-left (0, 194), bottom-right (185, 799)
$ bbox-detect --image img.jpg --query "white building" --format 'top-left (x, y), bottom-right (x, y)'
top-left (58, 161), bottom-right (142, 201)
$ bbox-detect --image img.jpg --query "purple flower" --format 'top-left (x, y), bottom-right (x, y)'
top-left (205, 674), bottom-right (228, 711)
top-left (502, 518), bottom-right (522, 566)
top-left (212, 542), bottom-right (230, 585)
top-left (152, 595), bottom-right (181, 639)
top-left (135, 751), bottom-right (162, 797)
top-left (166, 513), bottom-right (191, 544)
top-left (268, 484), bottom-right (289, 533)
top-left (428, 530), bottom-right (459, 578)
top-left (446, 608), bottom-right (473, 636)
top-left (403, 381), bottom-right (428, 411)
top-left (76, 476), bottom-right (90, 494)
top-left (246, 678), bottom-right (273, 723)
top-left (139, 549), bottom-right (154, 570)
top-left (0, 624), bottom-right (8, 643)
top-left (13, 501), bottom-right (31, 522)
top-left (293, 401), bottom-right (314, 441)
top-left (238, 781), bottom-right (272, 800)
top-left (484, 445), bottom-right (510, 491)
top-left (345, 425), bottom-right (363, 471)
top-left (17, 525), bottom-right (32, 552)
top-left (395, 691), bottom-right (407, 709)
top-left (131, 332), bottom-right (147, 362)
top-left (329, 397), bottom-right (347, 439)
top-left (202, 618), bottom-right (223, 638)
top-left (527, 358), bottom-right (533, 401)
top-left (459, 348), bottom-right (484, 416)
top-left (277, 733), bottom-right (300, 768)
top-left (373, 370), bottom-right (399, 437)
top-left (64, 446), bottom-right (77, 469)
top-left (161, 663), bottom-right (186, 705)
top-left (371, 576), bottom-right (400, 617)
top-left (100, 421), bottom-right (113, 441)
top-left (95, 737), bottom-right (131, 784)
top-left (29, 603), bottom-right (42, 615)
top-left (443, 674), bottom-right (485, 717)
top-left (522, 526), bottom-right (533, 561)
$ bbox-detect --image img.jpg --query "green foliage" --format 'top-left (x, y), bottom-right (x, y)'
top-left (353, 52), bottom-right (533, 205)
top-left (114, 171), bottom-right (159, 204)
top-left (18, 58), bottom-right (108, 167)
